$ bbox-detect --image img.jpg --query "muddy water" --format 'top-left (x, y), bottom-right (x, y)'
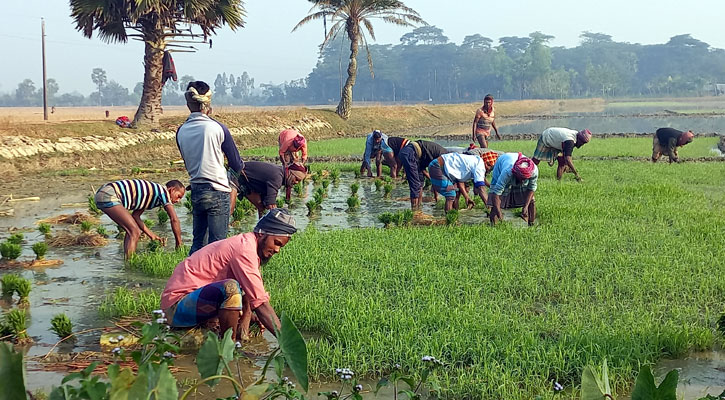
top-left (655, 351), bottom-right (725, 399)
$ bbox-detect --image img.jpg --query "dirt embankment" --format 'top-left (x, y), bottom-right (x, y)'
top-left (0, 99), bottom-right (603, 178)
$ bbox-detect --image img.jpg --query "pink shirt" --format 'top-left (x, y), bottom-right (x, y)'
top-left (160, 233), bottom-right (270, 310)
top-left (278, 129), bottom-right (307, 159)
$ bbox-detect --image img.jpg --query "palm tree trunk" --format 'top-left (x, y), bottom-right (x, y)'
top-left (133, 29), bottom-right (165, 128)
top-left (336, 23), bottom-right (359, 120)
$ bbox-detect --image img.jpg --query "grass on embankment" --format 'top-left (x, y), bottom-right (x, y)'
top-left (118, 154), bottom-right (725, 398)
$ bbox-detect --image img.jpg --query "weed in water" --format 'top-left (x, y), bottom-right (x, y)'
top-left (378, 212), bottom-right (394, 227)
top-left (146, 240), bottom-right (163, 253)
top-left (96, 225), bottom-right (108, 238)
top-left (330, 169), bottom-right (340, 183)
top-left (293, 182), bottom-right (305, 197)
top-left (184, 192), bottom-right (193, 212)
top-left (80, 220), bottom-right (93, 233)
top-left (87, 194), bottom-right (101, 215)
top-left (128, 246), bottom-right (188, 278)
top-left (32, 242), bottom-right (48, 260)
top-left (350, 183), bottom-right (359, 196)
top-left (98, 287), bottom-right (161, 318)
top-left (1, 274), bottom-right (20, 296)
top-left (143, 219), bottom-right (156, 229)
top-left (306, 200), bottom-right (319, 217)
top-left (276, 197), bottom-right (285, 208)
top-left (354, 170), bottom-right (361, 179)
top-left (311, 173), bottom-right (321, 185)
top-left (50, 313), bottom-right (73, 339)
top-left (7, 233), bottom-right (24, 245)
top-left (322, 179), bottom-right (330, 190)
top-left (383, 184), bottom-right (393, 198)
top-left (38, 223), bottom-right (51, 238)
top-left (15, 278), bottom-right (31, 301)
top-left (157, 208), bottom-right (169, 225)
top-left (5, 309), bottom-right (28, 339)
top-left (0, 242), bottom-right (22, 260)
top-left (347, 196), bottom-right (360, 210)
top-left (374, 180), bottom-right (384, 190)
top-left (446, 209), bottom-right (460, 226)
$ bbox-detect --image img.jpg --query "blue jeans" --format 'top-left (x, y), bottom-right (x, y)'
top-left (190, 184), bottom-right (230, 255)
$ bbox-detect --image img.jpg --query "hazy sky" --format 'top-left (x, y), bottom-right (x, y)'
top-left (3, 0), bottom-right (725, 95)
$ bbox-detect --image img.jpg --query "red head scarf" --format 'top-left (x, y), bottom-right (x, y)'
top-left (292, 134), bottom-right (306, 150)
top-left (512, 153), bottom-right (535, 180)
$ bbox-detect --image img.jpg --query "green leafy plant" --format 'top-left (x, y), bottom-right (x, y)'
top-left (350, 183), bottom-right (359, 196)
top-left (131, 166), bottom-right (142, 175)
top-left (88, 194), bottom-right (101, 215)
top-left (330, 169), bottom-right (340, 183)
top-left (353, 169), bottom-right (361, 179)
top-left (294, 182), bottom-right (305, 197)
top-left (32, 242), bottom-right (48, 260)
top-left (80, 220), bottom-right (93, 233)
top-left (38, 223), bottom-right (52, 238)
top-left (143, 219), bottom-right (156, 229)
top-left (378, 212), bottom-right (395, 228)
top-left (147, 240), bottom-right (163, 253)
top-left (7, 233), bottom-right (24, 245)
top-left (322, 179), bottom-right (330, 190)
top-left (315, 186), bottom-right (327, 199)
top-left (50, 313), bottom-right (73, 339)
top-left (1, 274), bottom-right (20, 296)
top-left (373, 356), bottom-right (444, 400)
top-left (157, 208), bottom-right (169, 225)
top-left (383, 183), bottom-right (393, 198)
top-left (15, 278), bottom-right (31, 301)
top-left (374, 179), bottom-right (384, 190)
top-left (184, 191), bottom-right (193, 212)
top-left (96, 225), bottom-right (108, 238)
top-left (5, 309), bottom-right (28, 339)
top-left (346, 196), bottom-right (360, 211)
top-left (311, 173), bottom-right (321, 185)
top-left (277, 197), bottom-right (285, 209)
top-left (0, 241), bottom-right (22, 260)
top-left (0, 343), bottom-right (27, 399)
top-left (631, 365), bottom-right (678, 400)
top-left (446, 209), bottom-right (459, 226)
top-left (306, 200), bottom-right (320, 217)
top-left (581, 359), bottom-right (612, 400)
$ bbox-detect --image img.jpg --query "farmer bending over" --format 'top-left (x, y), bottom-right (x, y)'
top-left (160, 209), bottom-right (296, 341)
top-left (397, 139), bottom-right (449, 209)
top-left (428, 153), bottom-right (490, 212)
top-left (229, 161), bottom-right (306, 218)
top-left (94, 179), bottom-right (185, 258)
top-left (652, 128), bottom-right (694, 163)
top-left (278, 128), bottom-right (308, 168)
top-left (488, 153), bottom-right (539, 226)
top-left (532, 127), bottom-right (591, 181)
top-left (360, 130), bottom-right (396, 178)
top-left (176, 80), bottom-right (244, 255)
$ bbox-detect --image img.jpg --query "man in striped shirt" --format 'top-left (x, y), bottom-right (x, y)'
top-left (94, 179), bottom-right (185, 258)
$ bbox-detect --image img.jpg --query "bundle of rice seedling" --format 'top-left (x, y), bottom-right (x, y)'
top-left (47, 231), bottom-right (108, 247)
top-left (40, 212), bottom-right (99, 225)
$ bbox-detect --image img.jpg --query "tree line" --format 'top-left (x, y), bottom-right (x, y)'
top-left (3, 28), bottom-right (725, 108)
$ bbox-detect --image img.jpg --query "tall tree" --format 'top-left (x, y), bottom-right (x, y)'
top-left (294, 0), bottom-right (425, 119)
top-left (70, 0), bottom-right (245, 128)
top-left (91, 68), bottom-right (107, 105)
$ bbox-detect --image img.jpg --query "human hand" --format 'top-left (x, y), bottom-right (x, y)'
top-left (466, 199), bottom-right (475, 210)
top-left (575, 175), bottom-right (583, 182)
top-left (521, 209), bottom-right (529, 221)
top-left (158, 236), bottom-right (167, 247)
top-left (175, 240), bottom-right (183, 249)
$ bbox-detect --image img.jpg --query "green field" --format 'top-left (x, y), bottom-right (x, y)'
top-left (122, 144), bottom-right (725, 398)
top-left (243, 136), bottom-right (722, 160)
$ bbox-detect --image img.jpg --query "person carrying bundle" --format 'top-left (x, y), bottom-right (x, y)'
top-left (532, 127), bottom-right (591, 182)
top-left (428, 152), bottom-right (490, 212)
top-left (488, 153), bottom-right (539, 226)
top-left (161, 209), bottom-right (297, 342)
top-left (651, 128), bottom-right (694, 163)
top-left (278, 128), bottom-right (308, 167)
top-left (229, 161), bottom-right (306, 218)
top-left (94, 179), bottom-right (185, 258)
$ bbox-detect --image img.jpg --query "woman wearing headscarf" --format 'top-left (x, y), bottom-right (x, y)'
top-left (228, 161), bottom-right (306, 218)
top-left (532, 127), bottom-right (591, 182)
top-left (652, 128), bottom-right (694, 163)
top-left (488, 153), bottom-right (539, 226)
top-left (471, 94), bottom-right (501, 148)
top-left (278, 128), bottom-right (308, 167)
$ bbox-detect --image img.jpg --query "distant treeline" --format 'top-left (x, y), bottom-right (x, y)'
top-left (3, 28), bottom-right (725, 107)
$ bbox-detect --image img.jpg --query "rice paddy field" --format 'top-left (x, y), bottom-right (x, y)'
top-left (2, 114), bottom-right (725, 398)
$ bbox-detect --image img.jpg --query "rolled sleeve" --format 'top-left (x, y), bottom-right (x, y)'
top-left (230, 254), bottom-right (270, 310)
top-left (473, 161), bottom-right (487, 188)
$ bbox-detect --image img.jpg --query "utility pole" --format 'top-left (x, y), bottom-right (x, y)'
top-left (41, 18), bottom-right (48, 121)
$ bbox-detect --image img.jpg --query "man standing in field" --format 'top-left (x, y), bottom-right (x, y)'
top-left (651, 128), bottom-right (694, 163)
top-left (397, 139), bottom-right (449, 209)
top-left (532, 127), bottom-right (591, 181)
top-left (160, 209), bottom-right (296, 341)
top-left (176, 81), bottom-right (244, 255)
top-left (489, 153), bottom-right (539, 226)
top-left (360, 130), bottom-right (396, 178)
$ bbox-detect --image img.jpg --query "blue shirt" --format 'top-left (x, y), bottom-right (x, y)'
top-left (489, 153), bottom-right (538, 195)
top-left (362, 132), bottom-right (392, 166)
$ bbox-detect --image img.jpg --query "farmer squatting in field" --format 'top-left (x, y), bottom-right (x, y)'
top-left (94, 179), bottom-right (185, 258)
top-left (360, 130), bottom-right (397, 178)
top-left (532, 127), bottom-right (591, 182)
top-left (488, 153), bottom-right (539, 226)
top-left (176, 81), bottom-right (244, 255)
top-left (278, 128), bottom-right (308, 168)
top-left (228, 161), bottom-right (306, 218)
top-left (651, 127), bottom-right (694, 163)
top-left (160, 208), bottom-right (297, 342)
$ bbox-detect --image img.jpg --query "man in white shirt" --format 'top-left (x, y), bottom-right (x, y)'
top-left (427, 152), bottom-right (489, 212)
top-left (532, 127), bottom-right (591, 181)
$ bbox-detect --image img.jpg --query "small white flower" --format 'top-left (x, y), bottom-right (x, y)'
top-left (163, 351), bottom-right (176, 358)
top-left (422, 355), bottom-right (433, 362)
top-left (156, 318), bottom-right (167, 324)
top-left (108, 337), bottom-right (118, 344)
top-left (152, 309), bottom-right (164, 316)
top-left (354, 384), bottom-right (363, 392)
top-left (116, 335), bottom-right (124, 341)
top-left (111, 347), bottom-right (121, 355)
top-left (235, 341), bottom-right (242, 349)
top-left (282, 377), bottom-right (289, 383)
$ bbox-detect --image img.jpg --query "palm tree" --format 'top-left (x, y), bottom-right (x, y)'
top-left (70, 0), bottom-right (245, 128)
top-left (294, 0), bottom-right (425, 119)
